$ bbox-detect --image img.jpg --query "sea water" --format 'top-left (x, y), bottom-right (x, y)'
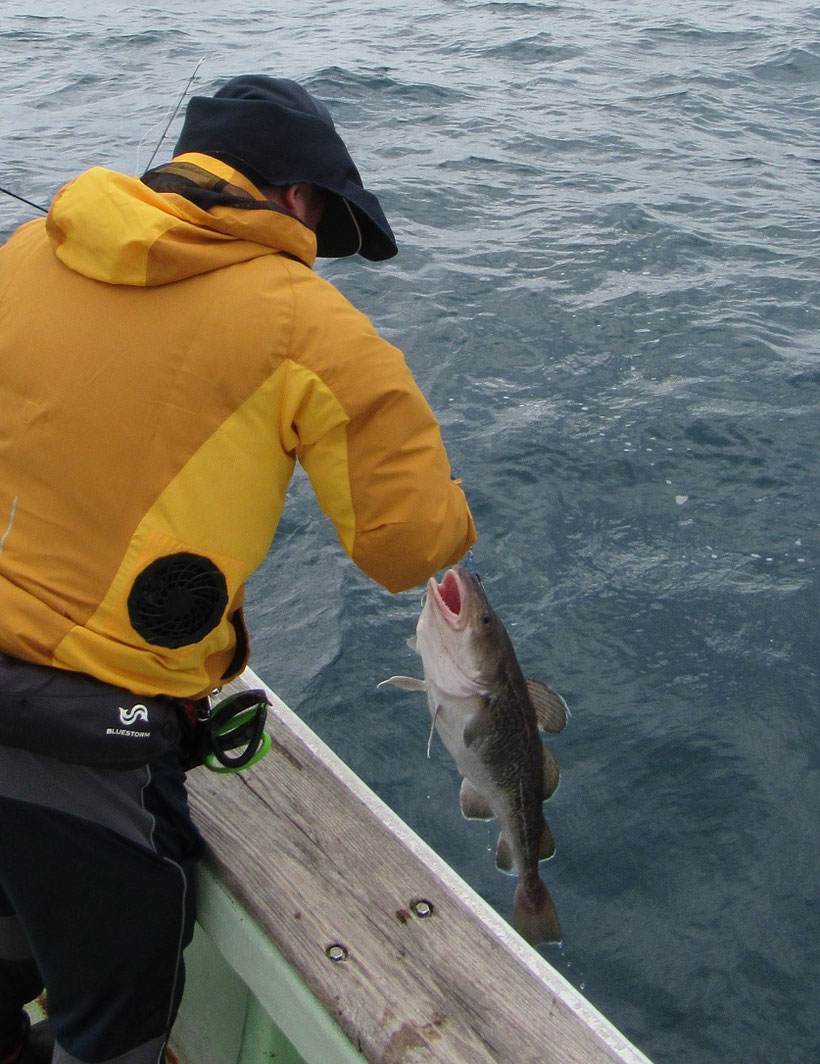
top-left (1, 2), bottom-right (818, 1061)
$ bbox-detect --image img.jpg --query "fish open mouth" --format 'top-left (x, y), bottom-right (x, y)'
top-left (440, 570), bottom-right (461, 614)
top-left (427, 568), bottom-right (466, 630)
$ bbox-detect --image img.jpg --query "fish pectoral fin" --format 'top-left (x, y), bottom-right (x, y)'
top-left (542, 744), bottom-right (561, 799)
top-left (459, 779), bottom-right (495, 820)
top-left (495, 834), bottom-right (515, 874)
top-left (526, 679), bottom-right (569, 734)
top-left (462, 696), bottom-right (496, 748)
top-left (378, 675), bottom-right (427, 692)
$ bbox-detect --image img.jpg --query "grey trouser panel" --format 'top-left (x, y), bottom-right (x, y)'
top-left (0, 743), bottom-right (204, 1064)
top-left (52, 1037), bottom-right (168, 1064)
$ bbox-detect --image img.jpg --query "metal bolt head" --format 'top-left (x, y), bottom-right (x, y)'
top-left (326, 944), bottom-right (348, 963)
top-left (411, 899), bottom-right (434, 918)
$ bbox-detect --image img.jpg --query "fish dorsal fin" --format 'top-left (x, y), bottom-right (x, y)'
top-left (542, 744), bottom-right (560, 799)
top-left (526, 679), bottom-right (568, 734)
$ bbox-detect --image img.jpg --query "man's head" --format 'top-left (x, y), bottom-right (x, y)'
top-left (173, 75), bottom-right (397, 261)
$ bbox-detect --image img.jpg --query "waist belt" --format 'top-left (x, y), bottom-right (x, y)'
top-left (0, 653), bottom-right (270, 773)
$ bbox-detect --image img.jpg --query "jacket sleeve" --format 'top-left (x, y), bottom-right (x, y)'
top-left (281, 269), bottom-right (476, 593)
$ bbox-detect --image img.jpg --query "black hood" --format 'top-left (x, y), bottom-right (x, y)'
top-left (174, 74), bottom-right (397, 261)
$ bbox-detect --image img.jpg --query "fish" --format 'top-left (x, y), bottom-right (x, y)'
top-left (379, 565), bottom-right (568, 947)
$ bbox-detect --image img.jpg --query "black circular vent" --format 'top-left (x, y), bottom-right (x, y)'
top-left (127, 553), bottom-right (228, 649)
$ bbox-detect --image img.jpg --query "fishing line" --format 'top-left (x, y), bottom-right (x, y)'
top-left (464, 548), bottom-right (480, 576)
top-left (0, 185), bottom-right (46, 214)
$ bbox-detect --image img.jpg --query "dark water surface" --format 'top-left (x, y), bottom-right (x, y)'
top-left (2, 2), bottom-right (818, 1061)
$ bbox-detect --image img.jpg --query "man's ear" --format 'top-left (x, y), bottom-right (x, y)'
top-left (283, 184), bottom-right (324, 231)
top-left (278, 185), bottom-right (301, 215)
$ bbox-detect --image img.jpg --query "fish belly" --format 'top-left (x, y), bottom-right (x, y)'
top-left (428, 689), bottom-right (485, 777)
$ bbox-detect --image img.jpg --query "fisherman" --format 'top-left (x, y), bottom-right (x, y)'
top-left (0, 75), bottom-right (476, 1064)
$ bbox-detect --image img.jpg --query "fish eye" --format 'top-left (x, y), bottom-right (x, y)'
top-left (482, 613), bottom-right (491, 625)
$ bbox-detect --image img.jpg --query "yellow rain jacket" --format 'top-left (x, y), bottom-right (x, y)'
top-left (0, 155), bottom-right (475, 698)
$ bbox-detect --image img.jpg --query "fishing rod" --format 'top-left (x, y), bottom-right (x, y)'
top-left (1, 57), bottom-right (205, 218)
top-left (141, 56), bottom-right (205, 171)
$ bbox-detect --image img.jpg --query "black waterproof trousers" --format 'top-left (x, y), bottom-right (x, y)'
top-left (0, 745), bottom-right (204, 1063)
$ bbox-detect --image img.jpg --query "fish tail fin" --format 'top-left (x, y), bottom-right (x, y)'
top-left (512, 878), bottom-right (562, 947)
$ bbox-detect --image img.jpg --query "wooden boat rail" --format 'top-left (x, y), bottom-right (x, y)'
top-left (182, 669), bottom-right (653, 1064)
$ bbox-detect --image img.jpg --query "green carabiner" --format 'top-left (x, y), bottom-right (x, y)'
top-left (203, 690), bottom-right (272, 774)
